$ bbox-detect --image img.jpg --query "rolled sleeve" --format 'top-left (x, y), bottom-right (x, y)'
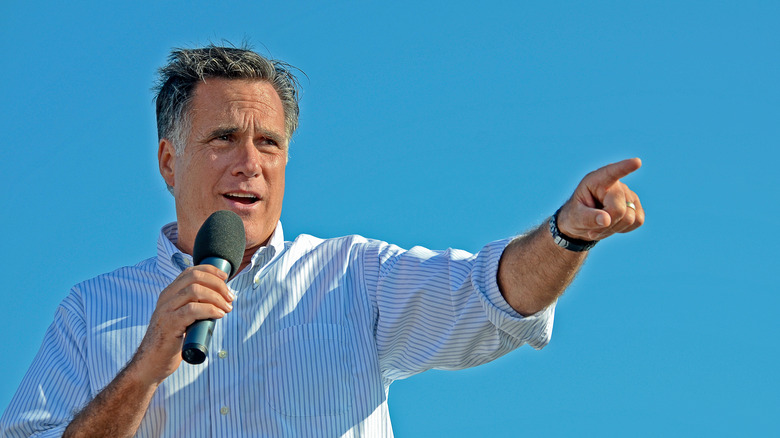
top-left (471, 237), bottom-right (556, 350)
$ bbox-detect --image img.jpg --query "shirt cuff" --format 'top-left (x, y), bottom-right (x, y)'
top-left (473, 237), bottom-right (556, 350)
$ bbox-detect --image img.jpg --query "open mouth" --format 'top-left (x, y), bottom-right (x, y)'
top-left (223, 193), bottom-right (259, 205)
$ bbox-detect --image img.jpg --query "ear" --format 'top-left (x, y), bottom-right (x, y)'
top-left (158, 138), bottom-right (176, 189)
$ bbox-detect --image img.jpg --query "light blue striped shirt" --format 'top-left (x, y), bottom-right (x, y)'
top-left (1, 222), bottom-right (555, 437)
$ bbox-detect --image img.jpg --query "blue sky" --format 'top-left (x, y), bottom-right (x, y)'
top-left (1, 1), bottom-right (778, 436)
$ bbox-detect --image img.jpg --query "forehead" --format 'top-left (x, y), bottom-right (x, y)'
top-left (188, 78), bottom-right (286, 137)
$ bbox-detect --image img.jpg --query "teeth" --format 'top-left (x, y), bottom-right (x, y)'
top-left (227, 193), bottom-right (257, 199)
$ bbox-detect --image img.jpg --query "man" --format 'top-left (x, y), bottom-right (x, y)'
top-left (1, 45), bottom-right (644, 437)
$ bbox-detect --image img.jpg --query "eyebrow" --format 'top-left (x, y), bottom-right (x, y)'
top-left (207, 126), bottom-right (239, 139)
top-left (206, 126), bottom-right (286, 145)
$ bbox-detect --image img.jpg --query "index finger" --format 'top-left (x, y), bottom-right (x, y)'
top-left (192, 263), bottom-right (230, 281)
top-left (159, 265), bottom-right (232, 305)
top-left (591, 157), bottom-right (642, 186)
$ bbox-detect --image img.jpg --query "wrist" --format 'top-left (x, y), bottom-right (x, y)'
top-left (122, 354), bottom-right (166, 390)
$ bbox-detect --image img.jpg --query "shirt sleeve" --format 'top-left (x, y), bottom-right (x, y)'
top-left (0, 290), bottom-right (91, 437)
top-left (363, 237), bottom-right (555, 381)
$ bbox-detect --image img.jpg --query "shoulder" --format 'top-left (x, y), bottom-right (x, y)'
top-left (74, 256), bottom-right (159, 288)
top-left (279, 234), bottom-right (406, 272)
top-left (68, 256), bottom-right (165, 304)
top-left (286, 233), bottom-right (390, 254)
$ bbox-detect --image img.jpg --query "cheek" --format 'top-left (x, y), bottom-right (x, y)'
top-left (263, 154), bottom-right (285, 172)
top-left (182, 153), bottom-right (224, 183)
top-left (270, 157), bottom-right (287, 182)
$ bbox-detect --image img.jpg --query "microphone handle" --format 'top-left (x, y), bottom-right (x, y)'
top-left (182, 257), bottom-right (232, 364)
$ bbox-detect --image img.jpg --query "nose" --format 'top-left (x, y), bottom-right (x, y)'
top-left (231, 138), bottom-right (261, 178)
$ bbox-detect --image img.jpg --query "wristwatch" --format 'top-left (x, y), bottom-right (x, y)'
top-left (549, 208), bottom-right (598, 252)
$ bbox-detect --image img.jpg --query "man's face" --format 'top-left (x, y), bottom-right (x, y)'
top-left (159, 78), bottom-right (288, 256)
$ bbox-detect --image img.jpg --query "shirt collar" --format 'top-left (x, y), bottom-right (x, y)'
top-left (247, 221), bottom-right (285, 271)
top-left (156, 221), bottom-right (286, 279)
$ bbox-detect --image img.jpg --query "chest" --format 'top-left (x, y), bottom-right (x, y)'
top-left (85, 248), bottom-right (384, 428)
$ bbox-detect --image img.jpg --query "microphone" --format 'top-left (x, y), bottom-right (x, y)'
top-left (182, 210), bottom-right (245, 365)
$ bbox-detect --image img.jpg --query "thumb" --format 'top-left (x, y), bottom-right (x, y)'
top-left (559, 202), bottom-right (611, 240)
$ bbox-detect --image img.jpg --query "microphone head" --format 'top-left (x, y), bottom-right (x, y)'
top-left (192, 210), bottom-right (246, 278)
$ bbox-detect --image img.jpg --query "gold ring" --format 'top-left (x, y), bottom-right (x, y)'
top-left (626, 201), bottom-right (636, 210)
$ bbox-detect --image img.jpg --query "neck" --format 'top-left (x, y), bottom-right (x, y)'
top-left (237, 248), bottom-right (257, 274)
top-left (172, 223), bottom-right (276, 276)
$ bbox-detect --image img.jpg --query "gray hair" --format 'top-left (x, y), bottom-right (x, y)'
top-left (154, 44), bottom-right (302, 156)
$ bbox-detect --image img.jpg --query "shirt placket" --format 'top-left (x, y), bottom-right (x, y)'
top-left (206, 274), bottom-right (247, 436)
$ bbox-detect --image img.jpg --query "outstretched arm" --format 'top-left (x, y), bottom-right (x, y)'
top-left (498, 158), bottom-right (645, 316)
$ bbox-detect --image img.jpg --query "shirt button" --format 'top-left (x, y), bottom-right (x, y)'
top-left (218, 350), bottom-right (228, 359)
top-left (220, 406), bottom-right (229, 415)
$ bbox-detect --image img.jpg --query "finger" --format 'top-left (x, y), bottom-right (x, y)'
top-left (632, 196), bottom-right (645, 228)
top-left (616, 201), bottom-right (637, 233)
top-left (193, 264), bottom-right (230, 282)
top-left (190, 265), bottom-right (234, 302)
top-left (177, 302), bottom-right (229, 325)
top-left (147, 301), bottom-right (228, 348)
top-left (588, 157), bottom-right (642, 188)
top-left (590, 194), bottom-right (644, 239)
top-left (558, 202), bottom-right (611, 240)
top-left (157, 286), bottom-right (232, 324)
top-left (159, 266), bottom-right (233, 306)
top-left (601, 183), bottom-right (628, 228)
top-left (620, 190), bottom-right (645, 233)
top-left (171, 283), bottom-right (234, 314)
top-left (156, 285), bottom-right (232, 326)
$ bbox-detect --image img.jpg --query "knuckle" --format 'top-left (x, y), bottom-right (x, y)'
top-left (178, 302), bottom-right (195, 314)
top-left (189, 268), bottom-right (210, 282)
top-left (188, 284), bottom-right (215, 302)
top-left (181, 266), bottom-right (200, 278)
top-left (606, 209), bottom-right (625, 225)
top-left (176, 283), bottom-right (197, 299)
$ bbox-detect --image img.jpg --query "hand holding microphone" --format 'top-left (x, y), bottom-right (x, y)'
top-left (182, 210), bottom-right (246, 364)
top-left (127, 210), bottom-right (245, 387)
